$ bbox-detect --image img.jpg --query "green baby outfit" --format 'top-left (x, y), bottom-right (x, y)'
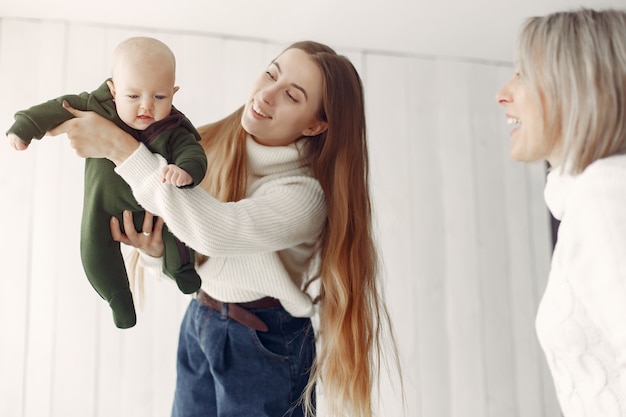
top-left (7, 80), bottom-right (207, 328)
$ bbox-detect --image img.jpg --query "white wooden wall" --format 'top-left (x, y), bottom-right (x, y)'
top-left (0, 17), bottom-right (560, 417)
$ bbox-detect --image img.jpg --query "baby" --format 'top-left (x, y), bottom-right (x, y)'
top-left (6, 37), bottom-right (207, 328)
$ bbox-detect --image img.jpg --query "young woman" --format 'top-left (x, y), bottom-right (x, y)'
top-left (51, 41), bottom-right (399, 417)
top-left (496, 9), bottom-right (626, 417)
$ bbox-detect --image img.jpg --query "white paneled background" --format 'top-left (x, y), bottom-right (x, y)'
top-left (0, 17), bottom-right (559, 417)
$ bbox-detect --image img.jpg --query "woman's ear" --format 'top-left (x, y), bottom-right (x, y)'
top-left (303, 120), bottom-right (328, 137)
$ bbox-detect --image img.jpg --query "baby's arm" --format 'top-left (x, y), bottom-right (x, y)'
top-left (7, 86), bottom-right (104, 150)
top-left (7, 132), bottom-right (29, 150)
top-left (166, 119), bottom-right (207, 188)
top-left (161, 164), bottom-right (193, 187)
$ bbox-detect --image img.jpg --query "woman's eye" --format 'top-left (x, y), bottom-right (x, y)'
top-left (286, 91), bottom-right (298, 103)
top-left (266, 71), bottom-right (276, 80)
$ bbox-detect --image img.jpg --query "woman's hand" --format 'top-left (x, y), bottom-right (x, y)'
top-left (110, 210), bottom-right (165, 258)
top-left (48, 101), bottom-right (139, 165)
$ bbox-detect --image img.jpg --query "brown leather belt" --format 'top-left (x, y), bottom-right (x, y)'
top-left (196, 289), bottom-right (281, 332)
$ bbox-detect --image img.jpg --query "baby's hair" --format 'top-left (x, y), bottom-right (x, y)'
top-left (111, 36), bottom-right (176, 79)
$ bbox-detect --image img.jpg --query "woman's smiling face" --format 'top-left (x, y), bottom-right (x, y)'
top-left (496, 69), bottom-right (562, 166)
top-left (241, 48), bottom-right (328, 147)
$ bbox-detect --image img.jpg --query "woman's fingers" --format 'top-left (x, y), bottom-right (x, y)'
top-left (110, 211), bottom-right (165, 257)
top-left (152, 216), bottom-right (165, 238)
top-left (122, 210), bottom-right (141, 240)
top-left (61, 100), bottom-right (82, 116)
top-left (142, 211), bottom-right (154, 236)
top-left (46, 102), bottom-right (137, 161)
top-left (142, 215), bottom-right (165, 257)
top-left (110, 216), bottom-right (129, 244)
top-left (47, 101), bottom-right (87, 136)
top-left (109, 211), bottom-right (141, 244)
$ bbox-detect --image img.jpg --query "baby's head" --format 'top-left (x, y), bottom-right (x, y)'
top-left (107, 37), bottom-right (179, 130)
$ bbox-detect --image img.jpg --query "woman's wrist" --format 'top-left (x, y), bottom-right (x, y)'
top-left (109, 131), bottom-right (140, 166)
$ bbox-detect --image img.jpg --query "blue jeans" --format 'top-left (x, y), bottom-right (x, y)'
top-left (171, 298), bottom-right (316, 417)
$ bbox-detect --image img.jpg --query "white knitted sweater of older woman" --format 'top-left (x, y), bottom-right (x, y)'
top-left (115, 136), bottom-right (327, 318)
top-left (538, 154), bottom-right (626, 417)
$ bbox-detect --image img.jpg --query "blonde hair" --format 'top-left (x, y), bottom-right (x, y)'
top-left (517, 8), bottom-right (626, 174)
top-left (196, 41), bottom-right (401, 417)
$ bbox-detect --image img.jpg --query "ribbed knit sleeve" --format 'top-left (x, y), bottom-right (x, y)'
top-left (114, 142), bottom-right (327, 257)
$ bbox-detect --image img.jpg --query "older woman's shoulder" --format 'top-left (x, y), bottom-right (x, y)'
top-left (580, 154), bottom-right (626, 185)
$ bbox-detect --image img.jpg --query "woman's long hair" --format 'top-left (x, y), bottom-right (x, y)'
top-left (195, 41), bottom-right (401, 417)
top-left (517, 8), bottom-right (626, 174)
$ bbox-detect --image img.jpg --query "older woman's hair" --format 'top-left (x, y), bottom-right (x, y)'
top-left (517, 8), bottom-right (626, 174)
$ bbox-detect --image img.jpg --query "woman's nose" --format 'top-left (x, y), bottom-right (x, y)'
top-left (260, 86), bottom-right (277, 105)
top-left (496, 80), bottom-right (512, 105)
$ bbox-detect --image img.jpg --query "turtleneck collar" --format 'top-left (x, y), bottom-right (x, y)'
top-left (246, 135), bottom-right (308, 177)
top-left (544, 168), bottom-right (576, 221)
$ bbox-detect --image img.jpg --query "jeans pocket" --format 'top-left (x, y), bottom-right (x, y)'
top-left (247, 310), bottom-right (313, 362)
top-left (248, 326), bottom-right (291, 361)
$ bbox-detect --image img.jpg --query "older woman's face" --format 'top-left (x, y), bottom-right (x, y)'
top-left (496, 69), bottom-right (561, 166)
top-left (241, 48), bottom-right (328, 147)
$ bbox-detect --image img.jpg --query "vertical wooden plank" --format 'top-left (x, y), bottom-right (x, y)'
top-left (436, 58), bottom-right (486, 417)
top-left (0, 18), bottom-right (84, 417)
top-left (0, 17), bottom-right (37, 417)
top-left (364, 53), bottom-right (418, 417)
top-left (407, 56), bottom-right (450, 417)
top-left (48, 22), bottom-right (106, 417)
top-left (468, 62), bottom-right (517, 417)
top-left (162, 33), bottom-right (226, 125)
top-left (21, 21), bottom-right (71, 417)
top-left (495, 64), bottom-right (545, 417)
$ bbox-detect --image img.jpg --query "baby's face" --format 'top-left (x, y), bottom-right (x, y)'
top-left (108, 61), bottom-right (178, 130)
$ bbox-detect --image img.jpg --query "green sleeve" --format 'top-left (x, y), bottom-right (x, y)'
top-left (6, 81), bottom-right (116, 144)
top-left (168, 127), bottom-right (208, 188)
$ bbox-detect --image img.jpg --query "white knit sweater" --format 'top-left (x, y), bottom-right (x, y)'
top-left (537, 154), bottom-right (626, 416)
top-left (115, 136), bottom-right (327, 317)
